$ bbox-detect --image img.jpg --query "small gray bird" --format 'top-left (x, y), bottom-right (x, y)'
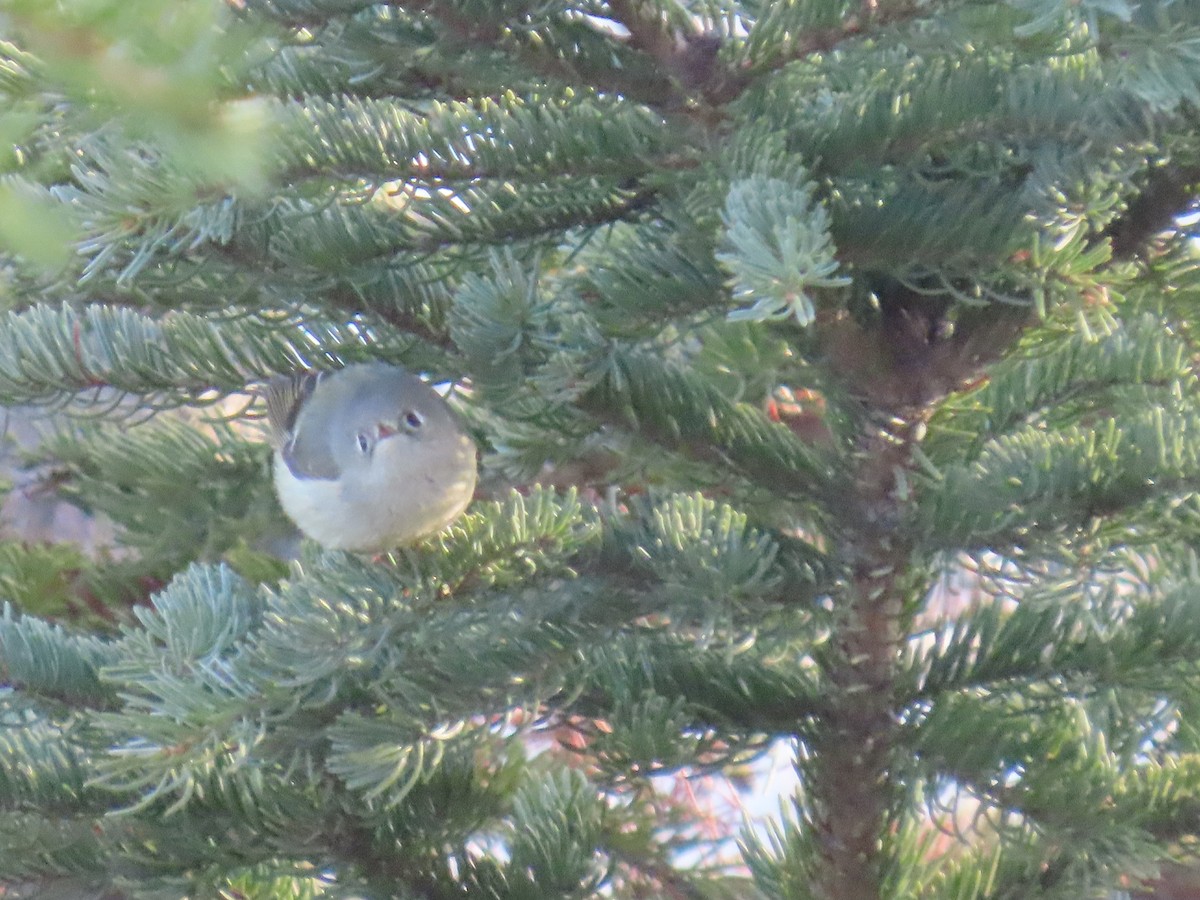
top-left (265, 363), bottom-right (477, 551)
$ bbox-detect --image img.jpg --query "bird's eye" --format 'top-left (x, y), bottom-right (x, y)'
top-left (356, 432), bottom-right (373, 454)
top-left (403, 410), bottom-right (424, 431)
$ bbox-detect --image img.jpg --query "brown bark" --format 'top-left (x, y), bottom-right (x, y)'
top-left (808, 295), bottom-right (1027, 898)
top-left (811, 424), bottom-right (911, 899)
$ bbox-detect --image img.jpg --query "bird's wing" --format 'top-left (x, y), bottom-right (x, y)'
top-left (263, 372), bottom-right (340, 480)
top-left (263, 372), bottom-right (321, 448)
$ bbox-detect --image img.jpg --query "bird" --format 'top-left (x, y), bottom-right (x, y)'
top-left (264, 362), bottom-right (477, 551)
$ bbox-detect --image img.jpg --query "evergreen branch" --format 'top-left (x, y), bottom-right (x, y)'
top-left (598, 491), bottom-right (789, 604)
top-left (490, 769), bottom-right (610, 895)
top-left (906, 695), bottom-right (1178, 897)
top-left (39, 420), bottom-right (278, 570)
top-left (250, 1), bottom-right (702, 109)
top-left (919, 406), bottom-right (1200, 552)
top-left (902, 577), bottom-right (1200, 700)
top-left (88, 680), bottom-right (275, 817)
top-left (0, 813), bottom-right (111, 883)
top-left (580, 345), bottom-right (840, 503)
top-left (605, 0), bottom-right (725, 101)
top-left (433, 486), bottom-right (832, 631)
top-left (447, 247), bottom-right (564, 393)
top-left (84, 568), bottom-right (324, 820)
top-left (0, 604), bottom-right (114, 709)
top-left (279, 92), bottom-right (677, 184)
top-left (335, 252), bottom-right (461, 314)
top-left (236, 0), bottom-right (379, 27)
top-left (906, 689), bottom-right (1111, 815)
top-left (831, 176), bottom-right (1033, 269)
top-left (66, 564), bottom-right (711, 889)
top-left (740, 800), bottom-right (824, 900)
top-left (262, 180), bottom-right (660, 262)
top-left (61, 138), bottom-right (667, 296)
top-left (62, 139), bottom-right (663, 283)
top-left (234, 487), bottom-right (822, 787)
top-left (247, 17), bottom-right (420, 98)
top-left (106, 564), bottom-right (263, 677)
top-left (718, 175), bottom-right (850, 326)
top-left (0, 708), bottom-right (97, 814)
top-left (733, 0), bottom-right (855, 74)
top-left (589, 490), bottom-right (840, 612)
top-left (923, 310), bottom-right (1196, 463)
top-left (1135, 235), bottom-right (1200, 330)
top-left (323, 281), bottom-right (457, 354)
top-left (157, 242), bottom-right (464, 355)
top-left (0, 303), bottom-right (406, 409)
top-left (394, 486), bottom-right (600, 596)
top-left (760, 52), bottom-right (1154, 180)
top-left (578, 633), bottom-right (827, 734)
top-left (0, 797), bottom-right (330, 889)
top-left (0, 541), bottom-right (118, 627)
top-left (326, 712), bottom-right (487, 809)
top-left (1120, 755), bottom-right (1200, 842)
top-left (61, 143), bottom-right (244, 286)
top-left (245, 521), bottom-right (669, 731)
top-left (945, 792), bottom-right (1160, 898)
top-left (570, 690), bottom-right (770, 778)
top-left (402, 0), bottom-right (682, 107)
top-left (1109, 18), bottom-right (1200, 114)
top-left (714, 0), bottom-right (927, 103)
top-left (328, 725), bottom-right (515, 841)
top-left (249, 8), bottom-right (552, 102)
top-left (570, 219), bottom-right (727, 334)
top-left (39, 255), bottom-right (460, 374)
top-left (604, 0), bottom-right (687, 74)
top-left (0, 39), bottom-right (40, 97)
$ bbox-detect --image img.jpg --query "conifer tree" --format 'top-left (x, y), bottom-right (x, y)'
top-left (2, 0), bottom-right (1200, 897)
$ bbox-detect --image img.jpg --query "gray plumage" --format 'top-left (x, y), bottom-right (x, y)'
top-left (264, 363), bottom-right (477, 550)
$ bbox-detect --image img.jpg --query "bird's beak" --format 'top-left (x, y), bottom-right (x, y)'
top-left (377, 421), bottom-right (399, 439)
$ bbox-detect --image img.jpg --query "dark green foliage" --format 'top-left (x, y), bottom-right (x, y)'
top-left (2, 0), bottom-right (1200, 898)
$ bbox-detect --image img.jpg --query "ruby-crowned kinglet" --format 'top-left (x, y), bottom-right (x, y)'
top-left (265, 363), bottom-right (477, 551)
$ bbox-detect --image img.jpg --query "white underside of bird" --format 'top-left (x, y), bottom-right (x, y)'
top-left (273, 428), bottom-right (477, 552)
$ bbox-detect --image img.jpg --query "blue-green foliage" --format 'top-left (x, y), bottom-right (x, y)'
top-left (1, 0), bottom-right (1199, 897)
